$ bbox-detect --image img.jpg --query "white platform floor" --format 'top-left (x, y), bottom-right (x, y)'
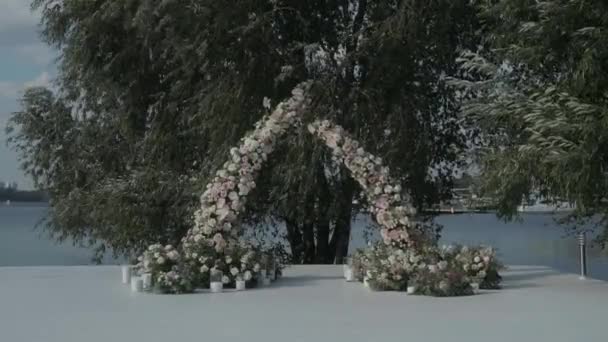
top-left (0, 265), bottom-right (606, 342)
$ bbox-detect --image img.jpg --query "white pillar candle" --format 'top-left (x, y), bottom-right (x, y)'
top-left (406, 286), bottom-right (416, 295)
top-left (121, 265), bottom-right (132, 284)
top-left (210, 282), bottom-right (223, 293)
top-left (236, 280), bottom-right (246, 291)
top-left (130, 277), bottom-right (143, 292)
top-left (141, 273), bottom-right (152, 290)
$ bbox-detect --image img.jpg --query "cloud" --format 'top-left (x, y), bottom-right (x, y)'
top-left (0, 71), bottom-right (51, 100)
top-left (0, 0), bottom-right (39, 33)
top-left (14, 43), bottom-right (57, 66)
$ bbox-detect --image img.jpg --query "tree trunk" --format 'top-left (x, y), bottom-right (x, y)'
top-left (315, 163), bottom-right (332, 263)
top-left (301, 188), bottom-right (317, 264)
top-left (330, 175), bottom-right (355, 264)
top-left (285, 218), bottom-right (303, 264)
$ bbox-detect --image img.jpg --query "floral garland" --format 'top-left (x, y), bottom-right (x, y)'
top-left (137, 83), bottom-right (310, 293)
top-left (308, 120), bottom-right (421, 248)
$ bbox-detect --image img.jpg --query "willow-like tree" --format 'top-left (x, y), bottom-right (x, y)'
top-left (8, 0), bottom-right (479, 263)
top-left (451, 0), bottom-right (608, 246)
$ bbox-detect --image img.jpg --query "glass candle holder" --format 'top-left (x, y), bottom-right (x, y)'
top-left (141, 273), bottom-right (152, 290)
top-left (130, 277), bottom-right (143, 292)
top-left (121, 265), bottom-right (132, 284)
top-left (343, 257), bottom-right (355, 281)
top-left (406, 285), bottom-right (416, 295)
top-left (210, 269), bottom-right (223, 293)
top-left (235, 275), bottom-right (246, 291)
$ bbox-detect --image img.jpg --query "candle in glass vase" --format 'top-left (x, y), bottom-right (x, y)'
top-left (343, 257), bottom-right (355, 282)
top-left (130, 277), bottom-right (143, 292)
top-left (141, 273), bottom-right (152, 290)
top-left (121, 265), bottom-right (132, 284)
top-left (406, 285), bottom-right (416, 295)
top-left (235, 276), bottom-right (246, 291)
top-left (210, 269), bottom-right (223, 293)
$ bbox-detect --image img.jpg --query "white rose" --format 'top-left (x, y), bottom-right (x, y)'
top-left (244, 270), bottom-right (252, 281)
top-left (230, 267), bottom-right (239, 276)
top-left (200, 265), bottom-right (209, 273)
top-left (463, 264), bottom-right (470, 272)
top-left (226, 256), bottom-right (232, 264)
top-left (202, 225), bottom-right (213, 235)
top-left (167, 250), bottom-right (179, 261)
top-left (222, 276), bottom-right (230, 284)
top-left (254, 263), bottom-right (261, 272)
top-left (483, 256), bottom-right (491, 263)
top-left (479, 270), bottom-right (487, 278)
top-left (428, 265), bottom-right (438, 273)
top-left (474, 256), bottom-right (481, 263)
top-left (228, 191), bottom-right (239, 201)
top-left (157, 257), bottom-right (165, 265)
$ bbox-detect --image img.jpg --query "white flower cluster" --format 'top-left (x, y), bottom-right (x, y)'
top-left (445, 245), bottom-right (499, 282)
top-left (182, 83), bottom-right (310, 256)
top-left (308, 120), bottom-right (419, 247)
top-left (137, 83), bottom-right (310, 292)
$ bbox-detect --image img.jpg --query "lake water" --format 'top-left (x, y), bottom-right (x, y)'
top-left (2, 203), bottom-right (608, 281)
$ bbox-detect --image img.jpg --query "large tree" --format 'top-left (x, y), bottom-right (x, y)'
top-left (8, 0), bottom-right (478, 262)
top-left (451, 0), bottom-right (608, 246)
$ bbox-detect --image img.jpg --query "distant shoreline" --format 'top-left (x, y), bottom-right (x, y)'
top-left (0, 189), bottom-right (48, 203)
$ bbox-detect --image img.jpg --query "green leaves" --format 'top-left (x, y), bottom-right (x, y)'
top-left (453, 0), bottom-right (608, 244)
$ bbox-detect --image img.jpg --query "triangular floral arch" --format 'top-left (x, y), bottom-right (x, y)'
top-left (139, 82), bottom-right (434, 292)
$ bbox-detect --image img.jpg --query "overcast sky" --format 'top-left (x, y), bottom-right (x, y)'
top-left (0, 1), bottom-right (56, 189)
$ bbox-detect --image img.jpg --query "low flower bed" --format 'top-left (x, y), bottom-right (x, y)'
top-left (352, 242), bottom-right (504, 296)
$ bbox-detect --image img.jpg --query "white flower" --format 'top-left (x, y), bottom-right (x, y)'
top-left (200, 265), bottom-right (209, 273)
top-left (439, 281), bottom-right (449, 291)
top-left (483, 256), bottom-right (491, 263)
top-left (437, 261), bottom-right (448, 270)
top-left (226, 256), bottom-right (233, 264)
top-left (157, 257), bottom-right (165, 265)
top-left (428, 265), bottom-right (438, 273)
top-left (222, 276), bottom-right (230, 284)
top-left (463, 264), bottom-right (470, 272)
top-left (479, 270), bottom-right (487, 278)
top-left (263, 97), bottom-right (272, 110)
top-left (474, 256), bottom-right (481, 263)
top-left (254, 263), bottom-right (261, 272)
top-left (244, 270), bottom-right (252, 281)
top-left (167, 250), bottom-right (179, 261)
top-left (230, 267), bottom-right (239, 276)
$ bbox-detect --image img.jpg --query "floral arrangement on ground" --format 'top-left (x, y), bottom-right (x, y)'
top-left (352, 242), bottom-right (504, 296)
